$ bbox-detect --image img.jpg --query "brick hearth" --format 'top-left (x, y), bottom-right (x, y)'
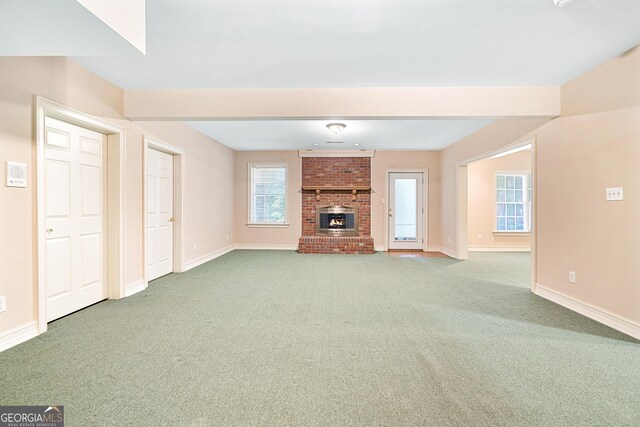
top-left (298, 157), bottom-right (375, 254)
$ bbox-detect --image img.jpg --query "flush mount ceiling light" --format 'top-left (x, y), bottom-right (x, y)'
top-left (326, 123), bottom-right (346, 134)
top-left (313, 143), bottom-right (320, 146)
top-left (553, 0), bottom-right (573, 7)
top-left (325, 141), bottom-right (344, 144)
top-left (354, 143), bottom-right (361, 146)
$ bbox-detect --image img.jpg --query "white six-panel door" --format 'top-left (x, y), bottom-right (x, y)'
top-left (44, 117), bottom-right (107, 321)
top-left (146, 148), bottom-right (174, 281)
top-left (388, 172), bottom-right (424, 250)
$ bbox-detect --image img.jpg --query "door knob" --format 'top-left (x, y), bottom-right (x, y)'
top-left (46, 228), bottom-right (54, 233)
top-left (168, 216), bottom-right (175, 222)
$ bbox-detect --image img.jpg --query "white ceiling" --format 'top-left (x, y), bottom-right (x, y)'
top-left (186, 119), bottom-right (493, 151)
top-left (0, 0), bottom-right (143, 56)
top-left (60, 1), bottom-right (640, 151)
top-left (70, 0), bottom-right (640, 88)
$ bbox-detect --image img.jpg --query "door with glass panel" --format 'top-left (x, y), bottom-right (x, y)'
top-left (388, 172), bottom-right (424, 250)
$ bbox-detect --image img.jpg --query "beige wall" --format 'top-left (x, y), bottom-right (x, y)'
top-left (135, 121), bottom-right (236, 264)
top-left (371, 151), bottom-right (440, 249)
top-left (534, 46), bottom-right (640, 323)
top-left (439, 46), bottom-right (640, 327)
top-left (0, 57), bottom-right (235, 335)
top-left (0, 57), bottom-right (124, 334)
top-left (235, 151), bottom-right (441, 249)
top-left (467, 151), bottom-right (531, 250)
top-left (439, 118), bottom-right (551, 255)
top-left (125, 86), bottom-right (561, 120)
top-left (234, 151), bottom-right (302, 247)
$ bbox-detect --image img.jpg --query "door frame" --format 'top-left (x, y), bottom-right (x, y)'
top-left (35, 96), bottom-right (125, 334)
top-left (143, 136), bottom-right (185, 289)
top-left (384, 169), bottom-right (429, 251)
top-left (455, 135), bottom-right (537, 291)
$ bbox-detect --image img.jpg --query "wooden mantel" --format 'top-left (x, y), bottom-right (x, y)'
top-left (302, 185), bottom-right (371, 201)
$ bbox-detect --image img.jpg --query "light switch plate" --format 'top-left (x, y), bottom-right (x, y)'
top-left (6, 161), bottom-right (27, 188)
top-left (0, 296), bottom-right (6, 313)
top-left (606, 187), bottom-right (623, 201)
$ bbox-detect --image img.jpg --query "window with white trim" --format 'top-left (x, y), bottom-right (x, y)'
top-left (496, 172), bottom-right (531, 232)
top-left (249, 163), bottom-right (287, 224)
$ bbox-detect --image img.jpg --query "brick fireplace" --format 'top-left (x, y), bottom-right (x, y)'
top-left (298, 156), bottom-right (375, 254)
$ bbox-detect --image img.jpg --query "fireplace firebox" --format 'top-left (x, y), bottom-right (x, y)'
top-left (316, 205), bottom-right (358, 235)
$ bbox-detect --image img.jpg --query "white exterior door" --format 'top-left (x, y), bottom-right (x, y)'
top-left (146, 148), bottom-right (174, 281)
top-left (44, 117), bottom-right (107, 321)
top-left (388, 172), bottom-right (424, 250)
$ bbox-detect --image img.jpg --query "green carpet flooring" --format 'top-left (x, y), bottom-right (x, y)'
top-left (1, 251), bottom-right (638, 426)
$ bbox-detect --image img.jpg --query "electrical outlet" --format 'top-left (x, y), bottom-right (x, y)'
top-left (0, 296), bottom-right (6, 313)
top-left (478, 234), bottom-right (483, 241)
top-left (226, 234), bottom-right (230, 240)
top-left (448, 236), bottom-right (453, 244)
top-left (569, 271), bottom-right (576, 284)
top-left (606, 187), bottom-right (623, 201)
top-left (193, 243), bottom-right (197, 251)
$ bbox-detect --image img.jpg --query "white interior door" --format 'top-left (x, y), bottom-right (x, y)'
top-left (146, 148), bottom-right (174, 281)
top-left (44, 117), bottom-right (107, 321)
top-left (388, 172), bottom-right (424, 250)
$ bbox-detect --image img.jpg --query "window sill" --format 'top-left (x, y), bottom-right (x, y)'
top-left (492, 231), bottom-right (531, 236)
top-left (246, 223), bottom-right (290, 228)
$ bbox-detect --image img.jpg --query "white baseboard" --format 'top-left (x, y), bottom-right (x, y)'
top-left (184, 244), bottom-right (235, 271)
top-left (234, 244), bottom-right (298, 251)
top-left (124, 280), bottom-right (146, 297)
top-left (468, 246), bottom-right (531, 252)
top-left (0, 321), bottom-right (39, 353)
top-left (534, 284), bottom-right (640, 340)
top-left (439, 246), bottom-right (458, 259)
top-left (377, 246), bottom-right (443, 253)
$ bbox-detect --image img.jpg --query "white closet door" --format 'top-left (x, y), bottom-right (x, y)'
top-left (44, 117), bottom-right (107, 321)
top-left (146, 148), bottom-right (174, 281)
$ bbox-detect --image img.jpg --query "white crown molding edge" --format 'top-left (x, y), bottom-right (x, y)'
top-left (297, 150), bottom-right (375, 158)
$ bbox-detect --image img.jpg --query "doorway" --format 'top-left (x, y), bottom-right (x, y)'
top-left (456, 136), bottom-right (536, 290)
top-left (146, 147), bottom-right (175, 281)
top-left (388, 172), bottom-right (425, 250)
top-left (143, 136), bottom-right (185, 288)
top-left (36, 97), bottom-right (125, 333)
top-left (43, 117), bottom-right (107, 321)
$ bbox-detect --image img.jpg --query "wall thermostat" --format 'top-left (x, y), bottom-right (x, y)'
top-left (6, 161), bottom-right (27, 188)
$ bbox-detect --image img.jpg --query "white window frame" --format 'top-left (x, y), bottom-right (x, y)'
top-left (494, 171), bottom-right (531, 233)
top-left (247, 162), bottom-right (289, 227)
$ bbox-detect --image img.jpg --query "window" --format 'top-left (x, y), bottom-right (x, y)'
top-left (496, 172), bottom-right (531, 232)
top-left (249, 163), bottom-right (287, 225)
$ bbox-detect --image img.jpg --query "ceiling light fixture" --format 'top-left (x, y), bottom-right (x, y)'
top-left (326, 123), bottom-right (346, 134)
top-left (313, 143), bottom-right (320, 146)
top-left (553, 0), bottom-right (573, 7)
top-left (354, 143), bottom-right (360, 146)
